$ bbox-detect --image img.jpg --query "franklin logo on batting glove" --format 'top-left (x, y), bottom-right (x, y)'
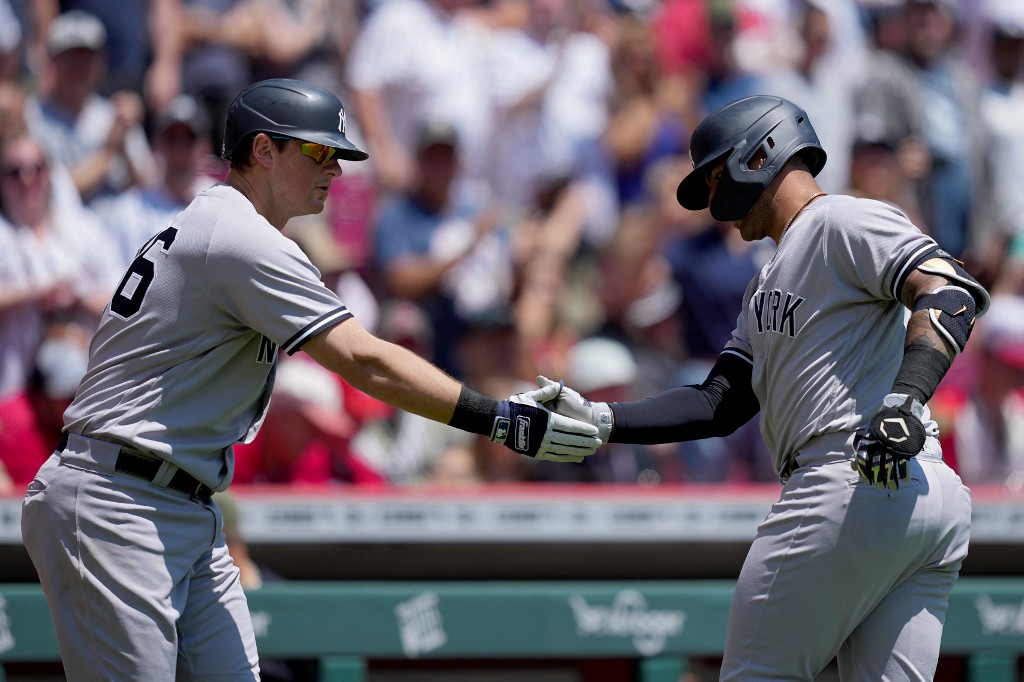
top-left (516, 416), bottom-right (530, 451)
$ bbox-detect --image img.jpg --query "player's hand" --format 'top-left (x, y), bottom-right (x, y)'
top-left (491, 381), bottom-right (602, 463)
top-left (852, 393), bottom-right (926, 490)
top-left (536, 375), bottom-right (614, 444)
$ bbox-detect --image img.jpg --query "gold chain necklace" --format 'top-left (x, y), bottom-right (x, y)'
top-left (779, 192), bottom-right (827, 241)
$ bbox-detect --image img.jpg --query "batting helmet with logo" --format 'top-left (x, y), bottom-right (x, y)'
top-left (221, 78), bottom-right (368, 162)
top-left (676, 96), bottom-right (826, 222)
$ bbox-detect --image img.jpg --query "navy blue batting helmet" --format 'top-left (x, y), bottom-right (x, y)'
top-left (222, 78), bottom-right (368, 162)
top-left (676, 96), bottom-right (826, 221)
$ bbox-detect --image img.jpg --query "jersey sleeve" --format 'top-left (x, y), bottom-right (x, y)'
top-left (722, 276), bottom-right (756, 365)
top-left (822, 198), bottom-right (937, 302)
top-left (208, 221), bottom-right (352, 355)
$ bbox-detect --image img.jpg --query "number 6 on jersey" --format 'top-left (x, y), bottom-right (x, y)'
top-left (111, 226), bottom-right (178, 319)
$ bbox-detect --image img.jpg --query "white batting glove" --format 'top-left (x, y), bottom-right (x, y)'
top-left (491, 380), bottom-right (602, 463)
top-left (536, 375), bottom-right (614, 444)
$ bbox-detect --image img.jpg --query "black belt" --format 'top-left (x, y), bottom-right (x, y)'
top-left (58, 433), bottom-right (213, 501)
top-left (115, 451), bottom-right (214, 501)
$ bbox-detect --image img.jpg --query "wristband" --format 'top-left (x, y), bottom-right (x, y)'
top-left (447, 386), bottom-right (498, 436)
top-left (891, 345), bottom-right (951, 405)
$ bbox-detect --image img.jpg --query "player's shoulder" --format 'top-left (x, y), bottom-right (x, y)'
top-left (176, 184), bottom-right (276, 252)
top-left (198, 184), bottom-right (269, 232)
top-left (822, 194), bottom-right (919, 235)
top-left (824, 193), bottom-right (907, 216)
top-left (204, 186), bottom-right (316, 272)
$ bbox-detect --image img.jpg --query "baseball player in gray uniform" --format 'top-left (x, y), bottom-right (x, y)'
top-left (542, 96), bottom-right (989, 680)
top-left (20, 79), bottom-right (601, 681)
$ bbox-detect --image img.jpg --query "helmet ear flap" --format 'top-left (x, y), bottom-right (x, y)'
top-left (710, 167), bottom-right (766, 222)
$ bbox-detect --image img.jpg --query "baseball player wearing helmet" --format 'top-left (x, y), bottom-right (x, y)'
top-left (20, 78), bottom-right (600, 680)
top-left (543, 95), bottom-right (989, 680)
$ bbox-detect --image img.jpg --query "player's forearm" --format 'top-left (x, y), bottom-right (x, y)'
top-left (610, 385), bottom-right (726, 444)
top-left (351, 341), bottom-right (465, 424)
top-left (893, 266), bottom-right (980, 404)
top-left (304, 319), bottom-right (467, 425)
top-left (890, 309), bottom-right (955, 405)
top-left (610, 354), bottom-right (760, 444)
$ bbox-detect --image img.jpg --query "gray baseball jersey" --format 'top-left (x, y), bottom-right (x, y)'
top-left (723, 194), bottom-right (941, 477)
top-left (63, 183), bottom-right (352, 490)
top-left (716, 194), bottom-right (973, 680)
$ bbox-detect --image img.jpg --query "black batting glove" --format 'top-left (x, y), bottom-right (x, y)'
top-left (852, 393), bottom-right (927, 491)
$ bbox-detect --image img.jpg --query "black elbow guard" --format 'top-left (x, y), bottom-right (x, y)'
top-left (915, 253), bottom-right (990, 314)
top-left (913, 286), bottom-right (976, 355)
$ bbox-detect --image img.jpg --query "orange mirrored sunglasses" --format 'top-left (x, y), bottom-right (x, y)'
top-left (269, 135), bottom-right (339, 164)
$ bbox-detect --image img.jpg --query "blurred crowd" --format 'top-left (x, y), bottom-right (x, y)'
top-left (2, 0), bottom-right (1024, 495)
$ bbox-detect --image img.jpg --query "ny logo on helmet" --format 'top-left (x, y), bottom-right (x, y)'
top-left (339, 108), bottom-right (346, 134)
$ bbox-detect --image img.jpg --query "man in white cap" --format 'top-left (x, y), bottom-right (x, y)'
top-left (25, 10), bottom-right (157, 203)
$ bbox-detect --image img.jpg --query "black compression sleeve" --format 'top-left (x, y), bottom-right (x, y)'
top-left (891, 345), bottom-right (951, 405)
top-left (609, 353), bottom-right (760, 444)
top-left (447, 386), bottom-right (499, 435)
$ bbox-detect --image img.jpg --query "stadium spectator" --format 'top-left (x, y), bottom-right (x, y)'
top-left (932, 294), bottom-right (1024, 487)
top-left (760, 0), bottom-right (859, 193)
top-left (92, 93), bottom-right (218, 272)
top-left (232, 356), bottom-right (383, 485)
top-left (346, 0), bottom-right (491, 193)
top-left (27, 320), bottom-right (88, 440)
top-left (25, 10), bottom-right (158, 203)
top-left (844, 118), bottom-right (928, 230)
top-left (483, 0), bottom-right (618, 244)
top-left (0, 131), bottom-right (106, 500)
top-left (533, 335), bottom-right (678, 484)
top-left (979, 4), bottom-right (1024, 272)
top-left (648, 0), bottom-right (714, 78)
top-left (665, 215), bottom-right (770, 364)
top-left (0, 0), bottom-right (21, 81)
top-left (423, 443), bottom-right (484, 487)
top-left (853, 0), bottom-right (993, 261)
top-left (250, 0), bottom-right (360, 90)
top-left (179, 0), bottom-right (261, 154)
top-left (0, 0), bottom-right (1021, 502)
top-left (660, 181), bottom-right (776, 483)
top-left (41, 0), bottom-right (183, 110)
top-left (606, 13), bottom-right (694, 207)
top-left (0, 130), bottom-right (118, 402)
top-left (0, 318), bottom-right (90, 493)
top-left (587, 162), bottom-right (687, 376)
top-left (349, 300), bottom-right (475, 484)
top-left (0, 79), bottom-right (27, 139)
top-left (371, 118), bottom-right (510, 379)
top-left (699, 2), bottom-right (765, 115)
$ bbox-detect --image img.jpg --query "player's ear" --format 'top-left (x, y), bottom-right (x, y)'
top-left (251, 133), bottom-right (277, 168)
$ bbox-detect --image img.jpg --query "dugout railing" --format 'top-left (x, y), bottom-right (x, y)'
top-left (0, 578), bottom-right (1021, 681)
top-left (0, 485), bottom-right (1020, 680)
